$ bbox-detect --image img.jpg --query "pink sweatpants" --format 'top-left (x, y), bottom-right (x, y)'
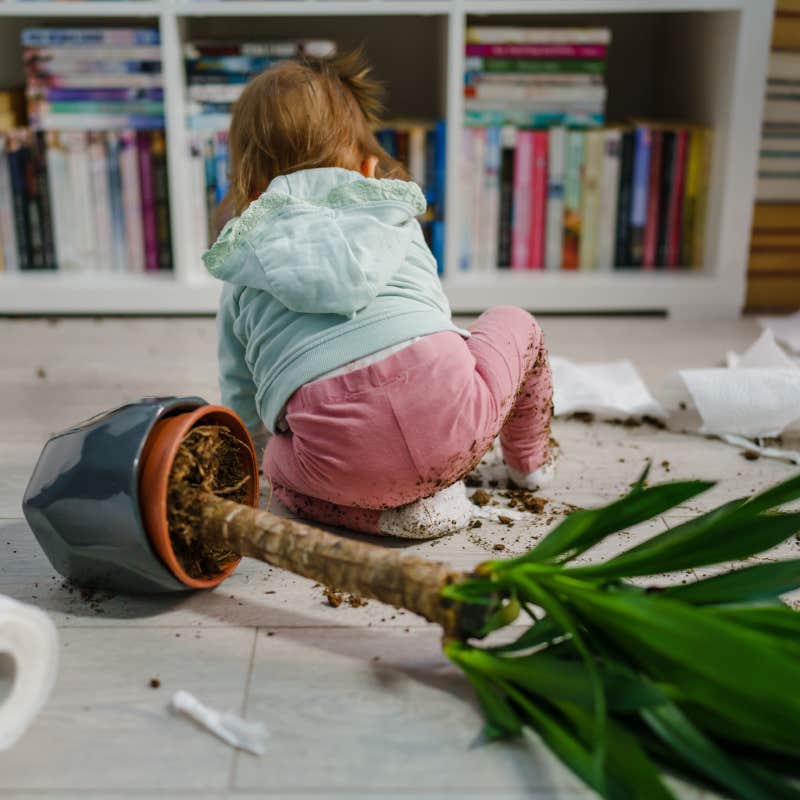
top-left (264, 306), bottom-right (553, 533)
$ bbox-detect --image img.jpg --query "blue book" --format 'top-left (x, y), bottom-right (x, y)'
top-left (424, 128), bottom-right (437, 203)
top-left (6, 142), bottom-right (31, 269)
top-left (431, 219), bottom-right (445, 275)
top-left (214, 132), bottom-right (228, 205)
top-left (465, 109), bottom-right (604, 128)
top-left (186, 56), bottom-right (278, 75)
top-left (629, 125), bottom-right (652, 268)
top-left (376, 129), bottom-right (396, 158)
top-left (22, 28), bottom-right (160, 47)
top-left (433, 120), bottom-right (446, 209)
top-left (44, 87), bottom-right (164, 103)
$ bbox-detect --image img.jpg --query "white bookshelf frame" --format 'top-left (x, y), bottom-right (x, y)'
top-left (0, 0), bottom-right (774, 316)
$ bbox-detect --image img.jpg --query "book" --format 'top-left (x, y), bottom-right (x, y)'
top-left (21, 28), bottom-right (161, 48)
top-left (681, 127), bottom-right (712, 267)
top-left (655, 131), bottom-right (675, 268)
top-left (7, 133), bottom-right (32, 269)
top-left (105, 132), bottom-right (128, 273)
top-left (151, 130), bottom-right (171, 271)
top-left (465, 57), bottom-right (606, 75)
top-left (497, 126), bottom-right (516, 269)
top-left (467, 72), bottom-right (603, 87)
top-left (24, 46), bottom-right (162, 64)
top-left (615, 130), bottom-right (636, 268)
top-left (763, 95), bottom-right (800, 124)
top-left (756, 176), bottom-right (800, 201)
top-left (88, 131), bottom-right (113, 273)
top-left (0, 136), bottom-right (19, 272)
top-left (465, 84), bottom-right (607, 105)
top-left (642, 129), bottom-right (664, 270)
top-left (407, 125), bottom-right (427, 187)
top-left (458, 128), bottom-right (474, 271)
top-left (119, 130), bottom-right (145, 273)
top-left (578, 129), bottom-right (603, 270)
top-left (545, 126), bottom-right (566, 272)
top-left (465, 44), bottom-right (608, 59)
top-left (595, 128), bottom-right (621, 270)
top-left (469, 127), bottom-right (486, 272)
top-left (189, 136), bottom-right (210, 272)
top-left (773, 8), bottom-right (800, 49)
top-left (63, 130), bottom-right (96, 272)
top-left (511, 130), bottom-right (534, 269)
top-left (465, 109), bottom-right (604, 128)
top-left (466, 27), bottom-right (612, 45)
top-left (629, 126), bottom-right (652, 268)
top-left (137, 130), bottom-right (158, 272)
top-left (665, 129), bottom-right (689, 269)
top-left (480, 127), bottom-right (501, 272)
top-left (769, 51), bottom-right (800, 81)
top-left (752, 202), bottom-right (800, 229)
top-left (562, 130), bottom-right (585, 270)
top-left (31, 132), bottom-right (56, 269)
top-left (529, 131), bottom-right (548, 270)
top-left (32, 87), bottom-right (164, 103)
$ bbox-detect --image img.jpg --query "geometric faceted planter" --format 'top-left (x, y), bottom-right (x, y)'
top-left (22, 396), bottom-right (258, 594)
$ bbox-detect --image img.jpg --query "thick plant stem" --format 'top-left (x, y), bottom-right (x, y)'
top-left (197, 493), bottom-right (490, 639)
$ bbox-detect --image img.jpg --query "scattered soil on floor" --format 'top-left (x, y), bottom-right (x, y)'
top-left (464, 472), bottom-right (482, 487)
top-left (35, 367), bottom-right (47, 379)
top-left (149, 678), bottom-right (161, 689)
top-left (493, 543), bottom-right (506, 551)
top-left (741, 450), bottom-right (761, 461)
top-left (323, 586), bottom-right (368, 608)
top-left (500, 489), bottom-right (548, 514)
top-left (469, 519), bottom-right (483, 529)
top-left (661, 460), bottom-right (671, 472)
top-left (168, 425), bottom-right (251, 580)
top-left (498, 515), bottom-right (514, 526)
top-left (470, 489), bottom-right (492, 507)
top-left (569, 412), bottom-right (596, 424)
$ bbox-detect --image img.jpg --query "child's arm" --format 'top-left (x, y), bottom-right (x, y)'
top-left (217, 285), bottom-right (263, 446)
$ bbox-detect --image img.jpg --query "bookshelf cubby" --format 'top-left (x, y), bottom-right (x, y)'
top-left (0, 0), bottom-right (774, 317)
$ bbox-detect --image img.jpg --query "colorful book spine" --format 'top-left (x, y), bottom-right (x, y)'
top-left (465, 44), bottom-right (608, 59)
top-left (214, 130), bottom-right (229, 205)
top-left (465, 57), bottom-right (606, 75)
top-left (7, 134), bottom-right (32, 269)
top-left (682, 128), bottom-right (711, 268)
top-left (615, 130), bottom-right (635, 268)
top-left (89, 132), bottom-right (113, 272)
top-left (469, 127), bottom-right (486, 273)
top-left (119, 130), bottom-right (145, 273)
top-left (189, 136), bottom-right (210, 271)
top-left (545, 126), bottom-right (565, 271)
top-left (665, 129), bottom-right (689, 269)
top-left (466, 26), bottom-right (612, 45)
top-left (151, 130), bottom-right (172, 271)
top-left (0, 135), bottom-right (19, 272)
top-left (458, 128), bottom-right (474, 271)
top-left (578, 129), bottom-right (603, 270)
top-left (629, 126), bottom-right (652, 268)
top-left (32, 132), bottom-right (56, 269)
top-left (497, 126), bottom-right (516, 269)
top-left (562, 130), bottom-right (585, 270)
top-left (137, 130), bottom-right (158, 272)
top-left (105, 132), bottom-right (128, 273)
top-left (407, 125), bottom-right (427, 187)
top-left (22, 28), bottom-right (161, 47)
top-left (656, 131), bottom-right (676, 268)
top-left (64, 130), bottom-right (96, 272)
top-left (595, 129), bottom-right (621, 270)
top-left (529, 131), bottom-right (548, 270)
top-left (36, 87), bottom-right (164, 103)
top-left (480, 126), bottom-right (501, 272)
top-left (510, 130), bottom-right (534, 269)
top-left (642, 129), bottom-right (663, 270)
top-left (465, 108), bottom-right (604, 129)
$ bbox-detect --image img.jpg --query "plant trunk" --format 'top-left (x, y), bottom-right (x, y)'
top-left (197, 492), bottom-right (490, 639)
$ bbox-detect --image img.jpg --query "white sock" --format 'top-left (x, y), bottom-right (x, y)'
top-left (507, 459), bottom-right (556, 491)
top-left (379, 481), bottom-right (474, 539)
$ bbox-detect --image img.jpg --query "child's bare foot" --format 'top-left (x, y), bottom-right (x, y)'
top-left (507, 458), bottom-right (556, 491)
top-left (379, 481), bottom-right (473, 539)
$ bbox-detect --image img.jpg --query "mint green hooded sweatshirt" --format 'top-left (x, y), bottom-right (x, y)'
top-left (203, 167), bottom-right (465, 438)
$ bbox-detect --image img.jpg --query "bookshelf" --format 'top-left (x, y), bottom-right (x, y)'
top-left (0, 0), bottom-right (774, 317)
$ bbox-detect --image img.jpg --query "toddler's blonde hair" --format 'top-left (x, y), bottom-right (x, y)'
top-left (226, 49), bottom-right (408, 215)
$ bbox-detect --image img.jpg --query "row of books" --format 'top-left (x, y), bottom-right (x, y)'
top-left (464, 26), bottom-right (610, 130)
top-left (22, 27), bottom-right (164, 131)
top-left (0, 129), bottom-right (172, 273)
top-left (187, 120), bottom-right (448, 272)
top-left (459, 123), bottom-right (711, 272)
top-left (185, 38), bottom-right (335, 131)
top-left (757, 51), bottom-right (800, 202)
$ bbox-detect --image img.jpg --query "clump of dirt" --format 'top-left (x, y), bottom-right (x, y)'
top-left (464, 472), bottom-right (482, 488)
top-left (323, 586), bottom-right (367, 608)
top-left (168, 425), bottom-right (250, 580)
top-left (36, 367), bottom-right (47, 380)
top-left (569, 412), bottom-right (595, 424)
top-left (470, 489), bottom-right (492, 507)
top-left (741, 450), bottom-right (761, 461)
top-left (498, 515), bottom-right (514, 526)
top-left (470, 519), bottom-right (483, 529)
top-left (149, 678), bottom-right (161, 689)
top-left (493, 543), bottom-right (506, 551)
top-left (501, 488), bottom-right (548, 514)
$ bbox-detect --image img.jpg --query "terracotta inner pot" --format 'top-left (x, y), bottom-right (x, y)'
top-left (138, 405), bottom-right (259, 589)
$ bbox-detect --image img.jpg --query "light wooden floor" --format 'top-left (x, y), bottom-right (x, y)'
top-left (1, 315), bottom-right (798, 800)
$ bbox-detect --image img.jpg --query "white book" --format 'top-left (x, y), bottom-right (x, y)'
top-left (88, 132), bottom-right (113, 273)
top-left (24, 45), bottom-right (162, 61)
top-left (469, 84), bottom-right (607, 105)
top-left (763, 97), bottom-right (800, 124)
top-left (458, 128), bottom-right (475, 272)
top-left (757, 176), bottom-right (800, 201)
top-left (0, 135), bottom-right (19, 272)
top-left (187, 84), bottom-right (246, 105)
top-left (63, 131), bottom-right (96, 272)
top-left (579, 130), bottom-right (604, 270)
top-left (761, 134), bottom-right (800, 153)
top-left (407, 125), bottom-right (427, 188)
top-left (44, 131), bottom-right (77, 271)
top-left (769, 51), bottom-right (800, 82)
top-left (595, 129), bottom-right (622, 270)
top-left (473, 73), bottom-right (602, 87)
top-left (470, 128), bottom-right (486, 275)
top-left (30, 113), bottom-right (164, 132)
top-left (545, 126), bottom-right (566, 271)
top-left (467, 26), bottom-right (611, 45)
top-left (119, 130), bottom-right (145, 274)
top-left (189, 134), bottom-right (210, 274)
top-left (481, 127), bottom-right (501, 272)
top-left (759, 155), bottom-right (800, 174)
top-left (465, 98), bottom-right (605, 114)
top-left (29, 74), bottom-right (163, 89)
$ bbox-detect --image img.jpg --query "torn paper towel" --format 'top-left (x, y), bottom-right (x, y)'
top-left (758, 310), bottom-right (800, 353)
top-left (550, 356), bottom-right (665, 419)
top-left (664, 330), bottom-right (800, 439)
top-left (171, 690), bottom-right (267, 755)
top-left (0, 595), bottom-right (58, 750)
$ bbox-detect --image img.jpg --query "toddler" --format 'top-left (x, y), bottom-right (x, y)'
top-left (204, 51), bottom-right (554, 538)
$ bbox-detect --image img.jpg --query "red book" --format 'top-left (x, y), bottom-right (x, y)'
top-left (529, 131), bottom-right (548, 270)
top-left (136, 130), bottom-right (159, 272)
top-left (666, 129), bottom-right (689, 269)
top-left (642, 129), bottom-right (663, 270)
top-left (511, 130), bottom-right (534, 269)
top-left (465, 43), bottom-right (608, 59)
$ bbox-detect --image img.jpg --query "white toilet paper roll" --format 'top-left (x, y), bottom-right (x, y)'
top-left (0, 595), bottom-right (58, 751)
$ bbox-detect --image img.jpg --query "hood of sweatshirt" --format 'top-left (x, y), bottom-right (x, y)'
top-left (202, 167), bottom-right (427, 317)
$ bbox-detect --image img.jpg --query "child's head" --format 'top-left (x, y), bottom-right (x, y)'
top-left (226, 49), bottom-right (408, 214)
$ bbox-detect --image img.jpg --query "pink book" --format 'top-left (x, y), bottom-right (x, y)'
top-left (465, 43), bottom-right (607, 59)
top-left (528, 131), bottom-right (548, 270)
top-left (136, 130), bottom-right (158, 272)
top-left (119, 130), bottom-right (145, 273)
top-left (666, 130), bottom-right (689, 269)
top-left (511, 130), bottom-right (534, 270)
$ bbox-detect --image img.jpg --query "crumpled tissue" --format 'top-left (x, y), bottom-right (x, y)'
top-left (758, 310), bottom-right (800, 353)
